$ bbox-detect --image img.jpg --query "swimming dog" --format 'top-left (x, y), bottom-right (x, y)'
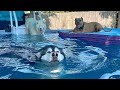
top-left (0, 45), bottom-right (66, 63)
top-left (73, 17), bottom-right (103, 33)
top-left (35, 45), bottom-right (65, 62)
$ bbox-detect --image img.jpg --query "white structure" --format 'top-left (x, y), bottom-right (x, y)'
top-left (9, 11), bottom-right (26, 35)
top-left (9, 11), bottom-right (46, 35)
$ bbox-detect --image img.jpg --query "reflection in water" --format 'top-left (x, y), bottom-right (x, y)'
top-left (11, 34), bottom-right (46, 43)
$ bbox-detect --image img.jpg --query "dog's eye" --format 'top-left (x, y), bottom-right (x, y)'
top-left (56, 51), bottom-right (59, 53)
top-left (47, 51), bottom-right (51, 53)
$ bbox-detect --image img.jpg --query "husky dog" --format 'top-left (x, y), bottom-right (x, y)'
top-left (0, 45), bottom-right (66, 63)
top-left (73, 17), bottom-right (103, 33)
top-left (35, 45), bottom-right (65, 62)
top-left (25, 12), bottom-right (46, 35)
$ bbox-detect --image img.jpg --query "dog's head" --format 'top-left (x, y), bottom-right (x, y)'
top-left (75, 17), bottom-right (84, 29)
top-left (35, 45), bottom-right (65, 62)
top-left (35, 20), bottom-right (46, 35)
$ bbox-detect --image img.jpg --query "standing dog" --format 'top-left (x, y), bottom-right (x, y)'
top-left (73, 17), bottom-right (103, 33)
top-left (25, 12), bottom-right (46, 35)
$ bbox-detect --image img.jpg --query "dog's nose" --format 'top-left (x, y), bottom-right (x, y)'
top-left (56, 53), bottom-right (58, 56)
top-left (40, 28), bottom-right (43, 32)
top-left (52, 53), bottom-right (55, 56)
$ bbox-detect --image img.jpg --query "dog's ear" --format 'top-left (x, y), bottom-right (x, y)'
top-left (75, 18), bottom-right (78, 25)
top-left (75, 18), bottom-right (77, 21)
top-left (36, 52), bottom-right (41, 58)
top-left (61, 48), bottom-right (68, 59)
top-left (81, 17), bottom-right (83, 21)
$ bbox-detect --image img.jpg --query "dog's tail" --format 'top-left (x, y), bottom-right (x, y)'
top-left (96, 23), bottom-right (112, 32)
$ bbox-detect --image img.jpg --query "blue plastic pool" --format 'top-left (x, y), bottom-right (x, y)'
top-left (0, 30), bottom-right (120, 79)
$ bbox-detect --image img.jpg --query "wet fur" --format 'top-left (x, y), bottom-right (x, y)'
top-left (35, 45), bottom-right (66, 62)
top-left (25, 12), bottom-right (46, 35)
top-left (0, 45), bottom-right (65, 63)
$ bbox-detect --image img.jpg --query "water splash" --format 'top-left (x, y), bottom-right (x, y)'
top-left (0, 33), bottom-right (109, 79)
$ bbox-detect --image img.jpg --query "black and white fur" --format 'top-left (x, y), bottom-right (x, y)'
top-left (35, 45), bottom-right (66, 62)
top-left (0, 45), bottom-right (66, 63)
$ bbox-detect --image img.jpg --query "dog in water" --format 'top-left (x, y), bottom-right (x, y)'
top-left (0, 45), bottom-right (66, 63)
top-left (25, 12), bottom-right (46, 35)
top-left (72, 17), bottom-right (103, 33)
top-left (34, 45), bottom-right (66, 62)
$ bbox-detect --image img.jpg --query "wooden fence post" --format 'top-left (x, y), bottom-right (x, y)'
top-left (117, 11), bottom-right (120, 28)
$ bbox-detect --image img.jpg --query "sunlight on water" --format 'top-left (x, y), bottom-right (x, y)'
top-left (100, 70), bottom-right (120, 79)
top-left (63, 46), bottom-right (107, 74)
top-left (0, 74), bottom-right (12, 79)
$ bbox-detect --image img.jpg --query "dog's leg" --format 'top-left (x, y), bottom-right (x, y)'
top-left (72, 27), bottom-right (77, 32)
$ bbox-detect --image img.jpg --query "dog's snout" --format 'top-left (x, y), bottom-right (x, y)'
top-left (40, 28), bottom-right (43, 32)
top-left (52, 52), bottom-right (58, 57)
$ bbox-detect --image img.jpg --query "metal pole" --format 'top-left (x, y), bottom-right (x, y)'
top-left (13, 11), bottom-right (18, 28)
top-left (9, 11), bottom-right (13, 30)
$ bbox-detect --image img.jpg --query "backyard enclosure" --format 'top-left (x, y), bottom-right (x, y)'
top-left (42, 11), bottom-right (119, 30)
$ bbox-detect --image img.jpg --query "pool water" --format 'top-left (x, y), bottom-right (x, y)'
top-left (0, 30), bottom-right (120, 79)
